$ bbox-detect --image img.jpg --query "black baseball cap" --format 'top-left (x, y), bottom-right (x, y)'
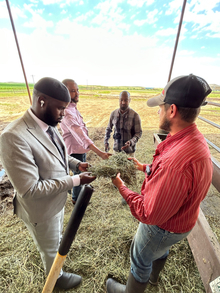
top-left (34, 77), bottom-right (70, 102)
top-left (147, 74), bottom-right (212, 108)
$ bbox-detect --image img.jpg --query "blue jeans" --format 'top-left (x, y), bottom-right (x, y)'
top-left (70, 153), bottom-right (86, 202)
top-left (130, 222), bottom-right (191, 283)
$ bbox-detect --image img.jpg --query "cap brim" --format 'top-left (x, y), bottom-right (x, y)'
top-left (147, 94), bottom-right (165, 107)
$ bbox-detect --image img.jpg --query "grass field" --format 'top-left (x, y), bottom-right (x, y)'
top-left (0, 83), bottom-right (220, 292)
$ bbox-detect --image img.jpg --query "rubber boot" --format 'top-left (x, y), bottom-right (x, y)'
top-left (149, 257), bottom-right (167, 286)
top-left (106, 271), bottom-right (148, 293)
top-left (125, 271), bottom-right (148, 293)
top-left (106, 278), bottom-right (126, 293)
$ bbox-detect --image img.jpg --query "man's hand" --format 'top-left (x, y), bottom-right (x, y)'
top-left (105, 143), bottom-right (110, 152)
top-left (111, 173), bottom-right (125, 189)
top-left (79, 172), bottom-right (96, 185)
top-left (78, 162), bottom-right (90, 172)
top-left (121, 140), bottom-right (131, 151)
top-left (128, 157), bottom-right (144, 172)
top-left (100, 152), bottom-right (112, 160)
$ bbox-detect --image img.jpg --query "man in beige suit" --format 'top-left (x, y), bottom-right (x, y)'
top-left (0, 77), bottom-right (96, 290)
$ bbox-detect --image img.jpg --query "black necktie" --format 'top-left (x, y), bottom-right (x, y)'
top-left (47, 126), bottom-right (65, 163)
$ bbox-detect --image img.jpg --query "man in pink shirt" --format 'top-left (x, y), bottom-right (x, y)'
top-left (106, 74), bottom-right (213, 293)
top-left (60, 79), bottom-right (110, 204)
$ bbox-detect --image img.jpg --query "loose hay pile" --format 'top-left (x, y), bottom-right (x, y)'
top-left (88, 151), bottom-right (137, 186)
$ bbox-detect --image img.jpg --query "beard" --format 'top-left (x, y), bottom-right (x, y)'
top-left (159, 116), bottom-right (171, 132)
top-left (71, 97), bottom-right (78, 103)
top-left (43, 108), bottom-right (58, 127)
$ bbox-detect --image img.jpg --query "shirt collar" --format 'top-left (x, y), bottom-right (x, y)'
top-left (119, 107), bottom-right (130, 115)
top-left (69, 102), bottom-right (77, 108)
top-left (156, 123), bottom-right (197, 154)
top-left (28, 108), bottom-right (49, 132)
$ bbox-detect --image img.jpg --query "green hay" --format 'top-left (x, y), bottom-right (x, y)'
top-left (88, 151), bottom-right (137, 186)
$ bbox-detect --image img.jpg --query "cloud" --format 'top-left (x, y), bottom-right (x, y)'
top-left (23, 14), bottom-right (53, 28)
top-left (155, 27), bottom-right (177, 36)
top-left (166, 0), bottom-right (220, 39)
top-left (171, 54), bottom-right (220, 85)
top-left (0, 2), bottom-right (27, 20)
top-left (1, 21), bottom-right (220, 86)
top-left (134, 9), bottom-right (158, 26)
top-left (146, 0), bottom-right (155, 5)
top-left (146, 9), bottom-right (158, 24)
top-left (127, 0), bottom-right (154, 7)
top-left (91, 0), bottom-right (130, 32)
top-left (61, 9), bottom-right (67, 14)
top-left (206, 32), bottom-right (220, 38)
top-left (42, 0), bottom-right (63, 4)
top-left (165, 0), bottom-right (182, 16)
top-left (42, 0), bottom-right (83, 5)
top-left (134, 19), bottom-right (147, 26)
top-left (177, 49), bottom-right (195, 56)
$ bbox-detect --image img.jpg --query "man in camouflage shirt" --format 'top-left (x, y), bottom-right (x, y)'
top-left (104, 91), bottom-right (142, 156)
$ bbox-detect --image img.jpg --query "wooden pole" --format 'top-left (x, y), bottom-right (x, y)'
top-left (5, 0), bottom-right (32, 105)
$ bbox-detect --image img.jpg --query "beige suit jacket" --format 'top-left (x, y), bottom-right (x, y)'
top-left (0, 110), bottom-right (80, 223)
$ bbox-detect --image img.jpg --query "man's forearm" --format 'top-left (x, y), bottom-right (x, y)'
top-left (89, 143), bottom-right (105, 157)
top-left (104, 128), bottom-right (112, 144)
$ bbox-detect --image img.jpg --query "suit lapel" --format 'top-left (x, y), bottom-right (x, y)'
top-left (23, 111), bottom-right (67, 169)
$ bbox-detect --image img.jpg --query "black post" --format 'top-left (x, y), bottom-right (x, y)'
top-left (42, 184), bottom-right (94, 293)
top-left (59, 184), bottom-right (94, 256)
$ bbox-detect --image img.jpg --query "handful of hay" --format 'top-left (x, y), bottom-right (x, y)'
top-left (88, 152), bottom-right (137, 186)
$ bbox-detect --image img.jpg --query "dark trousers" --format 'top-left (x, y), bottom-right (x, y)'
top-left (70, 153), bottom-right (86, 202)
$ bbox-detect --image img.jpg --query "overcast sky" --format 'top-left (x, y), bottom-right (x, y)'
top-left (0, 0), bottom-right (220, 87)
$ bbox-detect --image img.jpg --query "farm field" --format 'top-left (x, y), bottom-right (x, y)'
top-left (0, 83), bottom-right (220, 292)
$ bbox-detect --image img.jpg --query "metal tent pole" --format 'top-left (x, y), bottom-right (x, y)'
top-left (5, 0), bottom-right (32, 104)
top-left (167, 0), bottom-right (187, 82)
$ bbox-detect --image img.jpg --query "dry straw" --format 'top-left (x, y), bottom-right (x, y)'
top-left (88, 151), bottom-right (137, 186)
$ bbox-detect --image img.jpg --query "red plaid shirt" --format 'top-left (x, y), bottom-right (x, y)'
top-left (119, 124), bottom-right (213, 233)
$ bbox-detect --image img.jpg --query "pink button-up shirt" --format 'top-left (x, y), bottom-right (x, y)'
top-left (60, 103), bottom-right (93, 155)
